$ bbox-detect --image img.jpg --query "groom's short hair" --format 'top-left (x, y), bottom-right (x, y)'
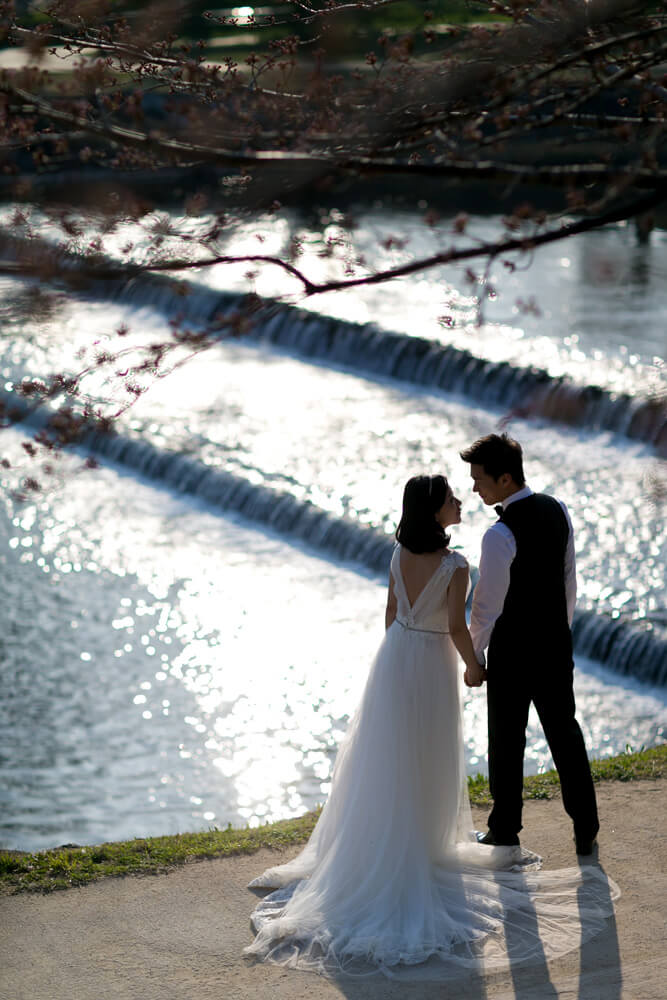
top-left (460, 433), bottom-right (525, 486)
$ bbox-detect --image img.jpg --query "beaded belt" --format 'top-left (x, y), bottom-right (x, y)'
top-left (395, 618), bottom-right (449, 635)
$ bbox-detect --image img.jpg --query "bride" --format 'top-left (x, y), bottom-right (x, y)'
top-left (244, 474), bottom-right (619, 980)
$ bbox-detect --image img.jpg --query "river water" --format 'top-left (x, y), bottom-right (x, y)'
top-left (0, 207), bottom-right (665, 850)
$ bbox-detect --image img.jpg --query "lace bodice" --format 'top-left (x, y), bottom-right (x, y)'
top-left (391, 545), bottom-right (468, 634)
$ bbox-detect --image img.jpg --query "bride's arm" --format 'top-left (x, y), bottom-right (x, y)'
top-left (385, 574), bottom-right (397, 629)
top-left (448, 567), bottom-right (486, 686)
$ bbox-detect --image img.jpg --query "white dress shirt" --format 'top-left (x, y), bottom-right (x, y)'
top-left (470, 486), bottom-right (577, 664)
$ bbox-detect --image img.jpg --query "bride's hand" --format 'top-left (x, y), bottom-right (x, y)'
top-left (464, 663), bottom-right (486, 687)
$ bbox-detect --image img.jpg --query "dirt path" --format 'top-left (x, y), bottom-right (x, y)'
top-left (1, 779), bottom-right (665, 1000)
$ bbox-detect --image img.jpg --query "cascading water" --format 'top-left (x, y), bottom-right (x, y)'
top-left (55, 430), bottom-right (667, 690)
top-left (1, 419), bottom-right (664, 852)
top-left (4, 387), bottom-right (665, 687)
top-left (1, 231), bottom-right (665, 452)
top-left (0, 209), bottom-right (665, 850)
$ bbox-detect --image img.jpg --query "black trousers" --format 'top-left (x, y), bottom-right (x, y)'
top-left (486, 657), bottom-right (599, 841)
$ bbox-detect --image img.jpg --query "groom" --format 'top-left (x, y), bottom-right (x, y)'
top-left (460, 432), bottom-right (599, 855)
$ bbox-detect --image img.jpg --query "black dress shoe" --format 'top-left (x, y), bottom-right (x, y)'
top-left (476, 830), bottom-right (520, 847)
top-left (574, 835), bottom-right (598, 856)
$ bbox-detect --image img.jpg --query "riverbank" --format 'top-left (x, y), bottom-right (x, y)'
top-left (1, 744), bottom-right (664, 895)
top-left (1, 770), bottom-right (665, 1000)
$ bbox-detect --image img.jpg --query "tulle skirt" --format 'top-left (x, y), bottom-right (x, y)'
top-left (244, 622), bottom-right (619, 980)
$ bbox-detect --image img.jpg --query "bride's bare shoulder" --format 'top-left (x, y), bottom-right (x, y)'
top-left (399, 547), bottom-right (444, 569)
top-left (446, 549), bottom-right (469, 570)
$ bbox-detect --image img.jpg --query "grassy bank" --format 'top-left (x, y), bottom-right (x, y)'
top-left (2, 744), bottom-right (664, 896)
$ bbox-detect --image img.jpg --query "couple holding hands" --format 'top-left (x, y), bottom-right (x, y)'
top-left (244, 433), bottom-right (615, 980)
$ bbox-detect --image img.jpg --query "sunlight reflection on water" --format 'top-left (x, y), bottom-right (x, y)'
top-left (0, 287), bottom-right (663, 628)
top-left (1, 206), bottom-right (665, 396)
top-left (0, 206), bottom-right (665, 850)
top-left (0, 429), bottom-right (665, 851)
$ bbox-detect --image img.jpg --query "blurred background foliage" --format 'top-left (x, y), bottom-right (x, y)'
top-left (7, 1), bottom-right (507, 62)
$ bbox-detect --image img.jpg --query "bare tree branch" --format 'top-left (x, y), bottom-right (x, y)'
top-left (1, 0), bottom-right (666, 487)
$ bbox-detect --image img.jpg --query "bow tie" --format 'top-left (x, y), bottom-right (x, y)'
top-left (495, 505), bottom-right (504, 517)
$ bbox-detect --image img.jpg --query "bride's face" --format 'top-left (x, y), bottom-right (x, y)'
top-left (435, 486), bottom-right (462, 527)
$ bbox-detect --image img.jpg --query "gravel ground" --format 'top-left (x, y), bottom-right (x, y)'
top-left (1, 778), bottom-right (665, 1000)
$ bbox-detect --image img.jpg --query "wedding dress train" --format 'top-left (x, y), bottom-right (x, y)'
top-left (244, 547), bottom-right (619, 980)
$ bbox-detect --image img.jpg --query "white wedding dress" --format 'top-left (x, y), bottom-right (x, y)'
top-left (245, 547), bottom-right (619, 980)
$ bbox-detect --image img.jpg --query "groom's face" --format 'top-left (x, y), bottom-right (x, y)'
top-left (469, 463), bottom-right (505, 505)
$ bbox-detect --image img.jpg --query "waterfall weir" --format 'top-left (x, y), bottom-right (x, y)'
top-left (113, 272), bottom-right (667, 455)
top-left (77, 427), bottom-right (667, 689)
top-left (6, 384), bottom-right (664, 688)
top-left (0, 233), bottom-right (665, 453)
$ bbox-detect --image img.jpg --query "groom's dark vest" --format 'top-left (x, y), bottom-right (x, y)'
top-left (487, 493), bottom-right (572, 667)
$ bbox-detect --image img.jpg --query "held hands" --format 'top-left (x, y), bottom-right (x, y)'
top-left (464, 662), bottom-right (487, 688)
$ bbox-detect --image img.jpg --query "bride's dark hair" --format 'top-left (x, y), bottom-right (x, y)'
top-left (396, 475), bottom-right (450, 553)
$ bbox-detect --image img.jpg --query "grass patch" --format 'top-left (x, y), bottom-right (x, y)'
top-left (0, 811), bottom-right (321, 896)
top-left (460, 743), bottom-right (667, 809)
top-left (2, 744), bottom-right (664, 896)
